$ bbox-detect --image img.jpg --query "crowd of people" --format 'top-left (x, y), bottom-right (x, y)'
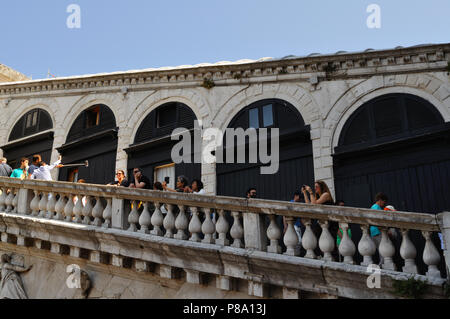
top-left (107, 167), bottom-right (206, 195)
top-left (0, 155), bottom-right (63, 181)
top-left (0, 154), bottom-right (443, 263)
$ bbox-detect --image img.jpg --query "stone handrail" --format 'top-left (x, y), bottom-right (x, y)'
top-left (0, 177), bottom-right (446, 283)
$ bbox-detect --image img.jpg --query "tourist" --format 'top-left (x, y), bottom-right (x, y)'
top-left (0, 158), bottom-right (13, 178)
top-left (31, 156), bottom-right (64, 181)
top-left (153, 182), bottom-right (164, 191)
top-left (185, 179), bottom-right (206, 195)
top-left (335, 200), bottom-right (345, 207)
top-left (163, 175), bottom-right (189, 193)
top-left (246, 188), bottom-right (257, 199)
top-left (108, 170), bottom-right (129, 187)
top-left (302, 181), bottom-right (334, 205)
top-left (370, 192), bottom-right (389, 264)
top-left (28, 155), bottom-right (41, 175)
top-left (10, 158), bottom-right (29, 180)
top-left (129, 168), bottom-right (151, 189)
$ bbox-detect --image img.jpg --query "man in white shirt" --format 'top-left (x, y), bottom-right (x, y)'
top-left (31, 156), bottom-right (64, 181)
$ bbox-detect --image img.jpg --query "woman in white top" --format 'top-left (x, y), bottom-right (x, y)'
top-left (187, 179), bottom-right (206, 195)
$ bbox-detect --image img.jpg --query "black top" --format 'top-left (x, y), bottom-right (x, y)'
top-left (0, 163), bottom-right (12, 177)
top-left (108, 179), bottom-right (130, 187)
top-left (130, 175), bottom-right (152, 189)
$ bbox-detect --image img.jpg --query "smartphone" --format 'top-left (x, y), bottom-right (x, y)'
top-left (164, 176), bottom-right (170, 184)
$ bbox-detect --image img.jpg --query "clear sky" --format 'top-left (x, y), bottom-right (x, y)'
top-left (1, 0), bottom-right (449, 80)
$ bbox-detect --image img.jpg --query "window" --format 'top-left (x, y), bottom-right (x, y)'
top-left (157, 104), bottom-right (177, 128)
top-left (338, 94), bottom-right (444, 149)
top-left (249, 108), bottom-right (259, 129)
top-left (262, 104), bottom-right (274, 127)
top-left (85, 106), bottom-right (100, 128)
top-left (25, 111), bottom-right (38, 129)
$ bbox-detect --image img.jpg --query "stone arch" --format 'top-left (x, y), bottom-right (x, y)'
top-left (2, 99), bottom-right (57, 146)
top-left (327, 74), bottom-right (450, 152)
top-left (213, 83), bottom-right (321, 132)
top-left (60, 94), bottom-right (121, 144)
top-left (126, 89), bottom-right (211, 147)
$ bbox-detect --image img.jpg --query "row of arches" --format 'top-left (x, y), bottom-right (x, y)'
top-left (2, 93), bottom-right (450, 215)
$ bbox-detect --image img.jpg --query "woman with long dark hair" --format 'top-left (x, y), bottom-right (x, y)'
top-left (302, 180), bottom-right (334, 205)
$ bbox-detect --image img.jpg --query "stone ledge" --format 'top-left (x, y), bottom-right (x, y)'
top-left (0, 212), bottom-right (446, 299)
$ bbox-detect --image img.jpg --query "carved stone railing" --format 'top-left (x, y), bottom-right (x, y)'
top-left (0, 177), bottom-right (448, 298)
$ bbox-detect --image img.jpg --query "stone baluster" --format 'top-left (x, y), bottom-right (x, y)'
top-left (38, 192), bottom-right (48, 218)
top-left (358, 225), bottom-right (376, 266)
top-left (302, 219), bottom-right (317, 259)
top-left (163, 204), bottom-right (176, 238)
top-left (11, 189), bottom-right (18, 214)
top-left (400, 229), bottom-right (418, 273)
top-left (45, 192), bottom-right (56, 219)
top-left (150, 202), bottom-right (164, 236)
top-left (30, 190), bottom-right (40, 217)
top-left (266, 215), bottom-right (281, 254)
top-left (215, 209), bottom-right (230, 246)
top-left (64, 194), bottom-right (75, 222)
top-left (175, 205), bottom-right (188, 240)
top-left (0, 187), bottom-right (7, 212)
top-left (422, 231), bottom-right (442, 278)
top-left (319, 221), bottom-right (335, 262)
top-left (202, 208), bottom-right (215, 244)
top-left (128, 200), bottom-right (139, 232)
top-left (82, 196), bottom-right (93, 225)
top-left (230, 211), bottom-right (244, 248)
top-left (284, 217), bottom-right (300, 256)
top-left (91, 197), bottom-right (104, 227)
top-left (189, 207), bottom-right (202, 242)
top-left (138, 202), bottom-right (151, 234)
top-left (338, 223), bottom-right (356, 264)
top-left (72, 194), bottom-right (83, 223)
top-left (5, 188), bottom-right (15, 213)
top-left (102, 198), bottom-right (112, 228)
top-left (379, 228), bottom-right (396, 270)
top-left (54, 195), bottom-right (66, 221)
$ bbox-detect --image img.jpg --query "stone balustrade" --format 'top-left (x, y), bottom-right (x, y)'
top-left (0, 177), bottom-right (448, 298)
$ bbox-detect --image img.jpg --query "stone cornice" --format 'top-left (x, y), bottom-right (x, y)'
top-left (0, 44), bottom-right (449, 97)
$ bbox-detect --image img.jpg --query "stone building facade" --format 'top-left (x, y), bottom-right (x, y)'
top-left (0, 64), bottom-right (29, 83)
top-left (0, 43), bottom-right (449, 210)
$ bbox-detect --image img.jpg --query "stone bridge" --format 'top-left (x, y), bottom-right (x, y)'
top-left (0, 177), bottom-right (448, 299)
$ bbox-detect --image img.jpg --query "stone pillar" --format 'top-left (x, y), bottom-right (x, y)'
top-left (50, 127), bottom-right (66, 181)
top-left (243, 212), bottom-right (267, 251)
top-left (310, 125), bottom-right (336, 199)
top-left (111, 198), bottom-right (128, 230)
top-left (17, 188), bottom-right (33, 215)
top-left (437, 212), bottom-right (450, 278)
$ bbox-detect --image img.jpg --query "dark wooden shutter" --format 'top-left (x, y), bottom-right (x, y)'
top-left (8, 118), bottom-right (25, 141)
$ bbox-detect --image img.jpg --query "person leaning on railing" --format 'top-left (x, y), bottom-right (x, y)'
top-left (301, 181), bottom-right (338, 251)
top-left (10, 158), bottom-right (30, 180)
top-left (0, 158), bottom-right (12, 178)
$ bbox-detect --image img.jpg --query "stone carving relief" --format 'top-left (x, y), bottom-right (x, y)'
top-left (0, 254), bottom-right (32, 299)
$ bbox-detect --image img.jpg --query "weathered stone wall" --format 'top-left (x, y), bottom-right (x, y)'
top-left (0, 44), bottom-right (449, 196)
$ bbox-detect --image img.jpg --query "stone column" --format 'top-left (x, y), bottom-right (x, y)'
top-left (311, 126), bottom-right (335, 198)
top-left (243, 211), bottom-right (267, 251)
top-left (437, 212), bottom-right (450, 278)
top-left (111, 197), bottom-right (129, 230)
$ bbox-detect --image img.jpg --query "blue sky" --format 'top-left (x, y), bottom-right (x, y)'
top-left (1, 0), bottom-right (449, 80)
